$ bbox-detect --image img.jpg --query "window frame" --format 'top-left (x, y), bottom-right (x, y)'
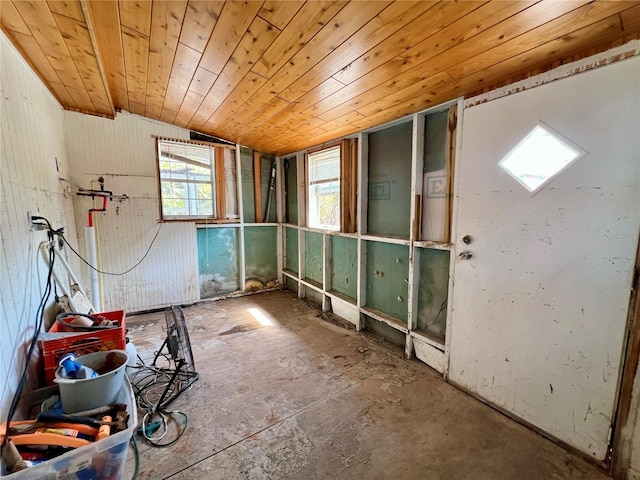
top-left (155, 138), bottom-right (237, 222)
top-left (307, 143), bottom-right (342, 231)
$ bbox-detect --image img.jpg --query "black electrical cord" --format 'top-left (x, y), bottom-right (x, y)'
top-left (58, 223), bottom-right (162, 276)
top-left (130, 435), bottom-right (140, 480)
top-left (128, 363), bottom-right (189, 448)
top-left (2, 219), bottom-right (56, 448)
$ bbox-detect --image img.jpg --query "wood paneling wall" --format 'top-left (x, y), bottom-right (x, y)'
top-left (0, 33), bottom-right (80, 417)
top-left (63, 111), bottom-right (200, 312)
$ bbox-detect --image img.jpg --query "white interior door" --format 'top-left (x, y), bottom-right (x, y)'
top-left (449, 57), bottom-right (640, 461)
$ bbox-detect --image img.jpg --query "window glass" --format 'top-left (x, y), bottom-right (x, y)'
top-left (499, 124), bottom-right (586, 193)
top-left (157, 140), bottom-right (215, 219)
top-left (308, 146), bottom-right (340, 230)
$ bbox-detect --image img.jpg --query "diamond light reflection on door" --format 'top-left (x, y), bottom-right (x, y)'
top-left (499, 123), bottom-right (586, 193)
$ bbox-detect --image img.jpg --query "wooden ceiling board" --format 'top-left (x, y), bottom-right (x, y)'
top-left (198, 0), bottom-right (263, 75)
top-left (188, 66), bottom-right (219, 97)
top-left (145, 0), bottom-right (188, 119)
top-left (446, 0), bottom-right (635, 80)
top-left (118, 0), bottom-right (152, 36)
top-left (257, 0), bottom-right (304, 30)
top-left (52, 12), bottom-right (113, 115)
top-left (179, 1), bottom-right (224, 53)
top-left (4, 29), bottom-right (64, 85)
top-left (12, 1), bottom-right (91, 107)
top-left (277, 0), bottom-right (435, 103)
top-left (304, 0), bottom-right (597, 122)
top-left (331, 1), bottom-right (488, 86)
top-left (355, 70), bottom-right (454, 118)
top-left (621, 4), bottom-right (640, 31)
top-left (250, 1), bottom-right (346, 80)
top-left (235, 1), bottom-right (390, 122)
top-left (203, 70), bottom-right (269, 130)
top-left (453, 15), bottom-right (633, 96)
top-left (202, 16), bottom-right (281, 121)
top-left (223, 76), bottom-right (345, 140)
top-left (187, 15), bottom-right (279, 129)
top-left (162, 42), bottom-right (202, 116)
top-left (83, 0), bottom-right (129, 111)
top-left (3, 0), bottom-right (639, 155)
top-left (47, 1), bottom-right (84, 22)
top-left (121, 24), bottom-right (149, 114)
top-left (174, 89), bottom-right (204, 126)
top-left (1, 1), bottom-right (32, 35)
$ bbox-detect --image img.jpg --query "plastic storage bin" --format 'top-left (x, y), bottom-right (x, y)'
top-left (6, 377), bottom-right (137, 480)
top-left (39, 310), bottom-right (126, 386)
top-left (54, 350), bottom-right (129, 413)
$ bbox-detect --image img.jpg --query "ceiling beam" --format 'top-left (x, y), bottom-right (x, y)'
top-left (80, 0), bottom-right (116, 118)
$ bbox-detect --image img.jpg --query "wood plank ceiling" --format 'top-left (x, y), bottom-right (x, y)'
top-left (2, 1), bottom-right (639, 155)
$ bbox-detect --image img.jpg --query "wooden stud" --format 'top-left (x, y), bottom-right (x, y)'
top-left (296, 152), bottom-right (306, 228)
top-left (443, 98), bottom-right (465, 379)
top-left (611, 241), bottom-right (640, 478)
top-left (356, 132), bottom-right (368, 331)
top-left (444, 105), bottom-right (457, 243)
top-left (406, 113), bottom-right (425, 359)
top-left (253, 150), bottom-right (263, 223)
top-left (275, 156), bottom-right (284, 285)
top-left (215, 146), bottom-right (226, 219)
top-left (322, 232), bottom-right (331, 312)
top-left (235, 144), bottom-right (246, 292)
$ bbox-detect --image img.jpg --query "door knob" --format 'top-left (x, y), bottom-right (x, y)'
top-left (459, 250), bottom-right (473, 260)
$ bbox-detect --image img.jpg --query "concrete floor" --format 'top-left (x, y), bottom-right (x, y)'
top-left (124, 290), bottom-right (610, 480)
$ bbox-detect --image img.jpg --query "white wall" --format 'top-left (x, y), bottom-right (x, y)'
top-left (0, 34), bottom-right (80, 418)
top-left (63, 111), bottom-right (199, 312)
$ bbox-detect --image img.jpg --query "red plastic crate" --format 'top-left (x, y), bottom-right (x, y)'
top-left (39, 310), bottom-right (126, 386)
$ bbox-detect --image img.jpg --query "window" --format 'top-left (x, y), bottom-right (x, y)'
top-left (157, 139), bottom-right (238, 221)
top-left (308, 146), bottom-right (340, 230)
top-left (158, 140), bottom-right (215, 219)
top-left (499, 123), bottom-right (586, 194)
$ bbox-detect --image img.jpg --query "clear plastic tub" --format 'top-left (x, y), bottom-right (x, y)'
top-left (4, 377), bottom-right (137, 480)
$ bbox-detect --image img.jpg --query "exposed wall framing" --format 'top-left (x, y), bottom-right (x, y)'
top-left (278, 100), bottom-right (459, 374)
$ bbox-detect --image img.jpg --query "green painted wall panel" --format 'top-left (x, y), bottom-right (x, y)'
top-left (367, 122), bottom-right (412, 237)
top-left (285, 227), bottom-right (299, 274)
top-left (284, 276), bottom-right (298, 292)
top-left (424, 110), bottom-right (448, 173)
top-left (364, 316), bottom-right (406, 348)
top-left (330, 236), bottom-right (357, 300)
top-left (284, 157), bottom-right (298, 224)
top-left (416, 249), bottom-right (450, 340)
top-left (244, 226), bottom-right (277, 285)
top-left (197, 227), bottom-right (240, 298)
top-left (241, 152), bottom-right (255, 223)
top-left (304, 231), bottom-right (323, 284)
top-left (365, 241), bottom-right (409, 322)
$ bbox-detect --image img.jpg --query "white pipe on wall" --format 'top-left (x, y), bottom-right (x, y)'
top-left (85, 225), bottom-right (101, 312)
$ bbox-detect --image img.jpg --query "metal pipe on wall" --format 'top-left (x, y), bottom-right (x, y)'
top-left (85, 225), bottom-right (101, 312)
